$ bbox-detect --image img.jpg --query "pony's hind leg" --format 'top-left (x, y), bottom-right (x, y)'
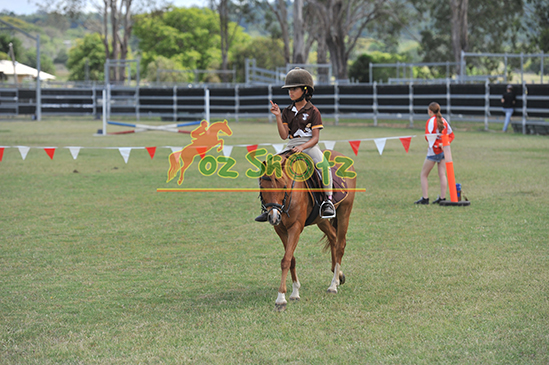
top-left (289, 256), bottom-right (301, 301)
top-left (318, 220), bottom-right (340, 294)
top-left (327, 202), bottom-right (352, 293)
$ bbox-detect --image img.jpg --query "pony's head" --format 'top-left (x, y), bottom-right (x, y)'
top-left (258, 165), bottom-right (291, 227)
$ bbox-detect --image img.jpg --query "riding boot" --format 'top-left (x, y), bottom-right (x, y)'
top-left (320, 200), bottom-right (336, 218)
top-left (255, 211), bottom-right (268, 222)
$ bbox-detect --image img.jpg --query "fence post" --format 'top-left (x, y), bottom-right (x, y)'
top-left (484, 80), bottom-right (490, 131)
top-left (409, 82), bottom-right (414, 128)
top-left (520, 52), bottom-right (524, 85)
top-left (173, 85), bottom-right (177, 121)
top-left (235, 84), bottom-right (239, 123)
top-left (334, 81), bottom-right (339, 125)
top-left (522, 82), bottom-right (527, 135)
top-left (504, 54), bottom-right (508, 83)
top-left (92, 86), bottom-right (96, 117)
top-left (369, 63), bottom-right (373, 85)
top-left (446, 78), bottom-right (451, 123)
top-left (373, 81), bottom-right (378, 126)
top-left (204, 87), bottom-right (210, 122)
top-left (460, 50), bottom-right (465, 83)
top-left (102, 88), bottom-right (107, 136)
top-left (268, 84), bottom-right (273, 123)
top-left (541, 51), bottom-right (544, 84)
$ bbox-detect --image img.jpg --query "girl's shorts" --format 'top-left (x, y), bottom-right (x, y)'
top-left (426, 152), bottom-right (445, 162)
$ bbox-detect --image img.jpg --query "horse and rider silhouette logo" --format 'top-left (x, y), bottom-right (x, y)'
top-left (167, 120), bottom-right (233, 184)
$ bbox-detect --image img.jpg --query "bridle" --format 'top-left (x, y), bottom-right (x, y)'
top-left (259, 174), bottom-right (296, 218)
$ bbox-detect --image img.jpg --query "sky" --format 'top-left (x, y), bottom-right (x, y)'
top-left (0, 0), bottom-right (206, 15)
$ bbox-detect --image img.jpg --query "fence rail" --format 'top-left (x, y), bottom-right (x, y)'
top-left (1, 82), bottom-right (548, 133)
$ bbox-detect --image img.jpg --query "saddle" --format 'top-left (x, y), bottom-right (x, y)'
top-left (303, 164), bottom-right (349, 226)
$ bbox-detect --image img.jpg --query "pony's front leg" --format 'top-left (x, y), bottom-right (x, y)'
top-left (275, 225), bottom-right (301, 311)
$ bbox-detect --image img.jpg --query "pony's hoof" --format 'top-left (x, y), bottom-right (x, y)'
top-left (327, 288), bottom-right (337, 294)
top-left (340, 273), bottom-right (346, 285)
top-left (289, 296), bottom-right (300, 302)
top-left (274, 303), bottom-right (287, 312)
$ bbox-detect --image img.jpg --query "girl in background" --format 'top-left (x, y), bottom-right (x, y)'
top-left (415, 102), bottom-right (454, 205)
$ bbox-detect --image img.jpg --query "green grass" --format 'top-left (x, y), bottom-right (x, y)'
top-left (1, 119), bottom-right (548, 364)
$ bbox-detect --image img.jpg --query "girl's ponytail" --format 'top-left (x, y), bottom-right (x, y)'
top-left (429, 102), bottom-right (444, 132)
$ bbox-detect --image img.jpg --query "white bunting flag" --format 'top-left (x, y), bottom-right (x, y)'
top-left (374, 138), bottom-right (387, 155)
top-left (18, 146), bottom-right (30, 160)
top-left (272, 144), bottom-right (285, 154)
top-left (119, 147), bottom-right (132, 164)
top-left (323, 141), bottom-right (336, 150)
top-left (170, 146), bottom-right (183, 153)
top-left (426, 134), bottom-right (438, 149)
top-left (68, 147), bottom-right (81, 160)
top-left (222, 145), bottom-right (233, 157)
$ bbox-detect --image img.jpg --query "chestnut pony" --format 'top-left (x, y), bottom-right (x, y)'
top-left (258, 150), bottom-right (356, 311)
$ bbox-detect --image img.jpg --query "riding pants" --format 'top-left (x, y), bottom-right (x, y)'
top-left (284, 137), bottom-right (333, 197)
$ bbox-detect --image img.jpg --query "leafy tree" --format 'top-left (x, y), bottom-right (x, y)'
top-left (411, 0), bottom-right (524, 76)
top-left (21, 49), bottom-right (56, 75)
top-left (230, 35), bottom-right (286, 82)
top-left (0, 31), bottom-right (55, 75)
top-left (134, 7), bottom-right (220, 76)
top-left (34, 0), bottom-right (157, 82)
top-left (525, 0), bottom-right (549, 52)
top-left (348, 52), bottom-right (408, 83)
top-left (67, 32), bottom-right (105, 81)
top-left (307, 0), bottom-right (404, 80)
top-left (145, 56), bottom-right (194, 83)
top-left (0, 33), bottom-right (24, 60)
top-left (134, 6), bottom-right (249, 82)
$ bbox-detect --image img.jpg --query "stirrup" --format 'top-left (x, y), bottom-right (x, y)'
top-left (320, 200), bottom-right (336, 219)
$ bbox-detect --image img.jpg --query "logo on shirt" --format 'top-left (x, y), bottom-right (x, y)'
top-left (302, 113), bottom-right (309, 121)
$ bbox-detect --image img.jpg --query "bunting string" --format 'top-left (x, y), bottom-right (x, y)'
top-left (0, 134), bottom-right (426, 163)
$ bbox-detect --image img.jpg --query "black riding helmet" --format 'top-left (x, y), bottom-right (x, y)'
top-left (282, 67), bottom-right (315, 92)
top-left (282, 68), bottom-right (314, 102)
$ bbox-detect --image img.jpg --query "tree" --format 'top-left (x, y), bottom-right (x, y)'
top-left (411, 0), bottom-right (524, 76)
top-left (309, 0), bottom-right (399, 80)
top-left (67, 32), bottom-right (105, 81)
top-left (525, 0), bottom-right (549, 52)
top-left (230, 35), bottom-right (286, 82)
top-left (133, 7), bottom-right (220, 77)
top-left (450, 0), bottom-right (468, 75)
top-left (208, 0), bottom-right (252, 81)
top-left (34, 0), bottom-right (156, 82)
top-left (348, 51), bottom-right (407, 82)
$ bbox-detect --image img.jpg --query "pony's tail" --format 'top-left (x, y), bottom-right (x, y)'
top-left (321, 217), bottom-right (338, 252)
top-left (166, 151), bottom-right (182, 182)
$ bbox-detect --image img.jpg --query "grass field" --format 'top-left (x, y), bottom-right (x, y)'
top-left (1, 118), bottom-right (548, 364)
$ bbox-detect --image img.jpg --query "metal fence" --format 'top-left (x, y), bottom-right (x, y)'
top-left (1, 82), bottom-right (548, 133)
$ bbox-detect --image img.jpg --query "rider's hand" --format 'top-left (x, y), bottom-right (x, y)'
top-left (270, 100), bottom-right (281, 116)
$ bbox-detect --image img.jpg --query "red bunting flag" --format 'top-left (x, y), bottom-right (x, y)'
top-left (247, 144), bottom-right (259, 159)
top-left (44, 148), bottom-right (56, 160)
top-left (349, 140), bottom-right (361, 156)
top-left (195, 146), bottom-right (208, 159)
top-left (146, 146), bottom-right (156, 159)
top-left (399, 137), bottom-right (412, 153)
top-left (0, 147), bottom-right (4, 162)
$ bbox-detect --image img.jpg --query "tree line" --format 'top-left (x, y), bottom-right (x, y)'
top-left (1, 0), bottom-right (548, 84)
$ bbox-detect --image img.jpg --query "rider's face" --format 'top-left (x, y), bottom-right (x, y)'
top-left (288, 87), bottom-right (304, 101)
